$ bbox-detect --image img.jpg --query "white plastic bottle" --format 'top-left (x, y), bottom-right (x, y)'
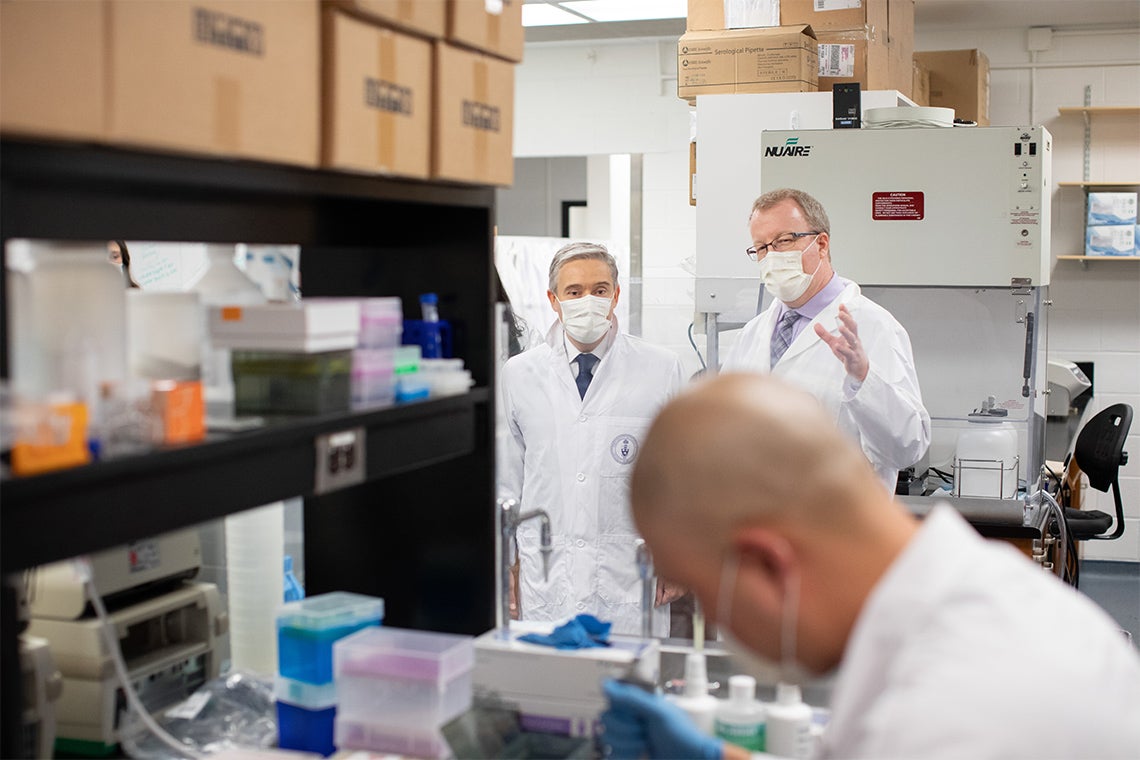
top-left (667, 651), bottom-right (718, 735)
top-left (766, 682), bottom-right (813, 759)
top-left (715, 675), bottom-right (766, 752)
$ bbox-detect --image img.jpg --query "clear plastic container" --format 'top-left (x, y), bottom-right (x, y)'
top-left (394, 345), bottom-right (422, 375)
top-left (232, 350), bottom-right (352, 415)
top-left (6, 240), bottom-right (128, 435)
top-left (395, 372), bottom-right (431, 404)
top-left (419, 359), bottom-right (474, 398)
top-left (333, 627), bottom-right (474, 728)
top-left (954, 423), bottom-right (1019, 499)
top-left (277, 592), bottom-right (384, 685)
top-left (274, 676), bottom-right (337, 709)
top-left (351, 348), bottom-right (397, 408)
top-left (127, 291), bottom-right (202, 381)
top-left (358, 297), bottom-right (404, 349)
top-left (334, 715), bottom-right (450, 759)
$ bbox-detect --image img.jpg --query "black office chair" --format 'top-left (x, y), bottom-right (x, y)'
top-left (1064, 403), bottom-right (1132, 541)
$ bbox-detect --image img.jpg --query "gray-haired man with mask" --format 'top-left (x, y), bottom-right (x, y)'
top-left (723, 188), bottom-right (930, 494)
top-left (499, 242), bottom-right (685, 636)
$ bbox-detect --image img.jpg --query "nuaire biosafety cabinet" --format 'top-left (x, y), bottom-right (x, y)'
top-left (758, 125), bottom-right (1051, 288)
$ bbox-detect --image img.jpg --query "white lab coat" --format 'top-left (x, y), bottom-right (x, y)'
top-left (818, 505), bottom-right (1140, 758)
top-left (499, 322), bottom-right (685, 636)
top-left (723, 282), bottom-right (930, 492)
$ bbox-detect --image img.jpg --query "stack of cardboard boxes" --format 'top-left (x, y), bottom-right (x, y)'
top-left (913, 49), bottom-right (990, 125)
top-left (0, 0), bottom-right (520, 185)
top-left (679, 0), bottom-right (914, 102)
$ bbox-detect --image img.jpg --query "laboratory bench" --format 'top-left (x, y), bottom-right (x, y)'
top-left (0, 138), bottom-right (500, 756)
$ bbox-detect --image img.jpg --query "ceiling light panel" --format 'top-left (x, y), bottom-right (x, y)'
top-left (522, 3), bottom-right (591, 26)
top-left (559, 0), bottom-right (688, 22)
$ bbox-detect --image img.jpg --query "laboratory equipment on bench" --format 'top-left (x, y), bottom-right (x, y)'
top-left (954, 397), bottom-right (1020, 500)
top-left (756, 124), bottom-right (1054, 532)
top-left (18, 634), bottom-right (63, 759)
top-left (496, 498), bottom-right (552, 635)
top-left (472, 625), bottom-right (660, 738)
top-left (635, 539), bottom-right (654, 640)
top-left (333, 626), bottom-right (475, 759)
top-left (27, 581), bottom-right (225, 755)
top-left (24, 530), bottom-right (226, 755)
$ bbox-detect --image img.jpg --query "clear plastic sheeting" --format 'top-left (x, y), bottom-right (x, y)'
top-left (119, 671), bottom-right (277, 759)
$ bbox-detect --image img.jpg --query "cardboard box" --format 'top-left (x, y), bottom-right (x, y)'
top-left (912, 59), bottom-right (930, 106)
top-left (781, 0), bottom-right (888, 33)
top-left (677, 26), bottom-right (819, 101)
top-left (107, 0), bottom-right (320, 167)
top-left (322, 9), bottom-right (432, 178)
top-left (914, 49), bottom-right (990, 126)
top-left (686, 0), bottom-right (779, 31)
top-left (447, 0), bottom-right (523, 63)
top-left (0, 0), bottom-right (105, 141)
top-left (816, 29), bottom-right (890, 94)
top-left (886, 0), bottom-right (914, 98)
top-left (326, 0), bottom-right (446, 39)
top-left (433, 42), bottom-right (515, 186)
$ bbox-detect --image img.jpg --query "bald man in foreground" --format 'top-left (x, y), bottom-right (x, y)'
top-left (601, 373), bottom-right (1140, 760)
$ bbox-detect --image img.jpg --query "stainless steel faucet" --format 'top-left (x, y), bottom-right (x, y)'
top-left (635, 538), bottom-right (654, 639)
top-left (496, 498), bottom-right (552, 635)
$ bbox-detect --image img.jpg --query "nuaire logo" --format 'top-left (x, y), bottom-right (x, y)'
top-left (365, 79), bottom-right (413, 115)
top-left (462, 100), bottom-right (500, 132)
top-left (194, 7), bottom-right (263, 55)
top-left (764, 136), bottom-right (812, 157)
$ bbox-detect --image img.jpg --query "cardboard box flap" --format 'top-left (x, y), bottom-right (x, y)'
top-left (681, 23), bottom-right (817, 45)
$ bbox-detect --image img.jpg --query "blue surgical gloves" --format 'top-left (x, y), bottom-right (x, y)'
top-left (601, 679), bottom-right (724, 760)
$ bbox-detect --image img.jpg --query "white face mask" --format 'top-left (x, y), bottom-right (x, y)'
top-left (558, 294), bottom-right (613, 344)
top-left (717, 551), bottom-right (813, 686)
top-left (757, 236), bottom-right (821, 304)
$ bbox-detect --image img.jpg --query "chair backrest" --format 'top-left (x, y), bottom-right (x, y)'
top-left (1074, 404), bottom-right (1133, 492)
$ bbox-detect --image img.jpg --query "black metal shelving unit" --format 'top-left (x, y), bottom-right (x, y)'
top-left (0, 139), bottom-right (498, 754)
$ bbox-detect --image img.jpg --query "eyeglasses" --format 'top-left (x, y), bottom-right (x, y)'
top-left (745, 231), bottom-right (820, 261)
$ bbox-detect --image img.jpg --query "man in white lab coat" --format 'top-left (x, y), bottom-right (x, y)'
top-left (723, 188), bottom-right (930, 492)
top-left (499, 242), bottom-right (685, 637)
top-left (602, 373), bottom-right (1140, 760)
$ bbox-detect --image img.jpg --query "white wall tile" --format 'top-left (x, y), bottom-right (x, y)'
top-left (1048, 308), bottom-right (1103, 352)
top-left (1081, 517), bottom-right (1140, 562)
top-left (1088, 353), bottom-right (1140, 394)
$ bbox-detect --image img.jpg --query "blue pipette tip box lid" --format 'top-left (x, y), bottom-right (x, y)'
top-left (277, 591), bottom-right (385, 633)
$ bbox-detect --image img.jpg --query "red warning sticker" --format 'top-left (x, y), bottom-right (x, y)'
top-left (872, 192), bottom-right (925, 220)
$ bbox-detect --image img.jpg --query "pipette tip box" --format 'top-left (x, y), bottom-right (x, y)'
top-left (277, 592), bottom-right (384, 685)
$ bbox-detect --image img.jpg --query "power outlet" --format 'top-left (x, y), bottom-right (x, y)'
top-left (314, 427), bottom-right (366, 494)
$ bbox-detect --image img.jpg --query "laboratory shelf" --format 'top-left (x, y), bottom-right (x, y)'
top-left (1, 138), bottom-right (498, 755)
top-left (0, 389), bottom-right (488, 574)
top-left (1057, 255), bottom-right (1140, 261)
top-left (1057, 106), bottom-right (1140, 116)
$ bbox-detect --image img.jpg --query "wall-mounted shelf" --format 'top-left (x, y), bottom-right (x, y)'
top-left (1057, 255), bottom-right (1140, 261)
top-left (1057, 106), bottom-right (1140, 116)
top-left (1056, 255), bottom-right (1140, 269)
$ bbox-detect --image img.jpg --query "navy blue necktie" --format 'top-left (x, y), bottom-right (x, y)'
top-left (770, 310), bottom-right (800, 368)
top-left (575, 353), bottom-right (598, 399)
